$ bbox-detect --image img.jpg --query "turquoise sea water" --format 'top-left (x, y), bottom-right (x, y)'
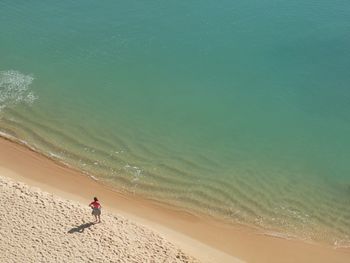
top-left (1, 1), bottom-right (350, 245)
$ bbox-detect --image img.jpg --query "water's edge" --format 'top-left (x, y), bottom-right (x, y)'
top-left (0, 131), bottom-right (343, 250)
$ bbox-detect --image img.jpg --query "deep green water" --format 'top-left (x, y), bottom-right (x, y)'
top-left (1, 1), bottom-right (350, 245)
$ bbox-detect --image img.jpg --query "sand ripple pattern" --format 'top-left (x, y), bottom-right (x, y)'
top-left (0, 175), bottom-right (198, 263)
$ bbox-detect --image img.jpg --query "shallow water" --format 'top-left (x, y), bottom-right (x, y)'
top-left (1, 0), bottom-right (350, 246)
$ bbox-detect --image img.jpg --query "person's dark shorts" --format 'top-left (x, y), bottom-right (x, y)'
top-left (92, 208), bottom-right (101, 216)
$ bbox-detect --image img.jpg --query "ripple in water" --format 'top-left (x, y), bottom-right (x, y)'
top-left (0, 70), bottom-right (38, 111)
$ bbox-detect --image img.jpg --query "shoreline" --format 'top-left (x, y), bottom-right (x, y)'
top-left (1, 136), bottom-right (349, 262)
top-left (0, 174), bottom-right (199, 262)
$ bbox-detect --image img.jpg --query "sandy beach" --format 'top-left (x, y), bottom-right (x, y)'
top-left (0, 137), bottom-right (349, 262)
top-left (0, 175), bottom-right (198, 263)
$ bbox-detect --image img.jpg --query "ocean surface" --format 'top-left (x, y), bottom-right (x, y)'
top-left (1, 1), bottom-right (350, 246)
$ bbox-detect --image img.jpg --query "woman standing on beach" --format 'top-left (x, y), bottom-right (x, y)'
top-left (89, 197), bottom-right (101, 223)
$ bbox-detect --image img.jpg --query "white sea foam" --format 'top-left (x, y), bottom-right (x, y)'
top-left (0, 130), bottom-right (16, 141)
top-left (0, 70), bottom-right (38, 111)
top-left (259, 231), bottom-right (297, 241)
top-left (89, 175), bottom-right (99, 181)
top-left (124, 164), bottom-right (143, 182)
top-left (49, 152), bottom-right (62, 159)
top-left (333, 238), bottom-right (350, 249)
top-left (0, 130), bottom-right (33, 149)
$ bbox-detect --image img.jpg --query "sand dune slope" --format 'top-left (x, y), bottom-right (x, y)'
top-left (0, 175), bottom-right (198, 263)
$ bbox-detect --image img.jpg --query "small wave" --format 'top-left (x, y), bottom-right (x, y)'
top-left (89, 175), bottom-right (99, 181)
top-left (0, 130), bottom-right (35, 150)
top-left (0, 70), bottom-right (38, 111)
top-left (124, 164), bottom-right (143, 182)
top-left (49, 152), bottom-right (62, 159)
top-left (334, 239), bottom-right (350, 249)
top-left (258, 231), bottom-right (298, 240)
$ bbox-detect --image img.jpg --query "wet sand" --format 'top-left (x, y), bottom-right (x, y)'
top-left (0, 137), bottom-right (349, 262)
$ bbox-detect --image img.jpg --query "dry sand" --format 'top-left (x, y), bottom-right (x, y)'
top-left (0, 137), bottom-right (349, 262)
top-left (0, 175), bottom-right (198, 263)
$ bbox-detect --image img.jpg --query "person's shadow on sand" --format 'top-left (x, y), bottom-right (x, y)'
top-left (68, 222), bottom-right (94, 233)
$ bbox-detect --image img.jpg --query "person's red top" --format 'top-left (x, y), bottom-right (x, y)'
top-left (90, 201), bottom-right (101, 209)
